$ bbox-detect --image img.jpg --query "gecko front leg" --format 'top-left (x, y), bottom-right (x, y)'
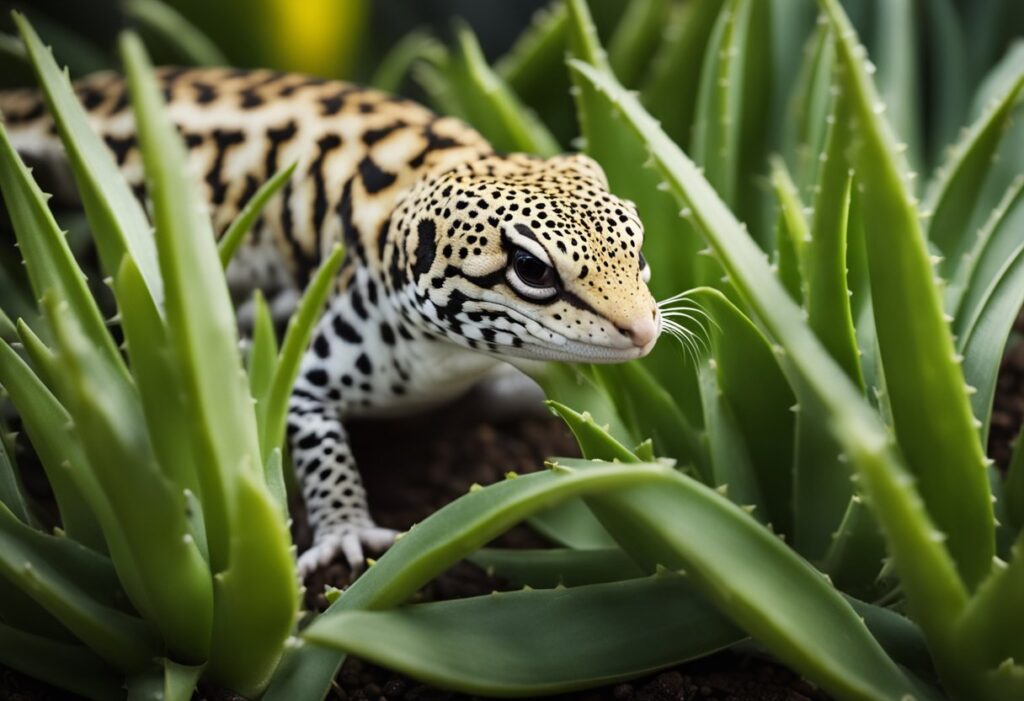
top-left (287, 291), bottom-right (401, 576)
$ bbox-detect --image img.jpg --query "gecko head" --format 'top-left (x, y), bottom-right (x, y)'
top-left (394, 152), bottom-right (659, 363)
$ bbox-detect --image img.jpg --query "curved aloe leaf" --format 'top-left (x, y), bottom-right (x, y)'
top-left (259, 244), bottom-right (344, 462)
top-left (469, 547), bottom-right (642, 588)
top-left (0, 339), bottom-right (106, 551)
top-left (955, 539), bottom-right (1024, 679)
top-left (266, 463), bottom-right (671, 701)
top-left (123, 0), bottom-right (227, 67)
top-left (217, 163), bottom-right (296, 270)
top-left (926, 67), bottom-right (1024, 281)
top-left (606, 0), bottom-right (669, 88)
top-left (821, 0), bottom-right (995, 591)
top-left (0, 501), bottom-right (155, 671)
top-left (126, 659), bottom-right (204, 701)
top-left (0, 123), bottom-right (123, 382)
top-left (0, 621), bottom-right (122, 701)
top-left (872, 0), bottom-right (921, 171)
top-left (528, 497), bottom-right (617, 550)
top-left (920, 0), bottom-right (969, 165)
top-left (0, 422), bottom-right (30, 524)
top-left (690, 0), bottom-right (771, 231)
top-left (784, 23), bottom-right (837, 193)
top-left (566, 51), bottom-right (970, 687)
top-left (48, 297), bottom-right (214, 664)
top-left (370, 30), bottom-right (445, 94)
top-left (495, 3), bottom-right (568, 102)
top-left (447, 23), bottom-right (560, 157)
top-left (207, 473), bottom-right (298, 697)
top-left (122, 32), bottom-right (262, 573)
top-left (14, 14), bottom-right (163, 309)
top-left (641, 0), bottom-right (724, 148)
top-left (306, 574), bottom-right (743, 697)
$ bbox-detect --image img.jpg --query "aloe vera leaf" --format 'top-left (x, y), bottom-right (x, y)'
top-left (266, 463), bottom-right (671, 701)
top-left (566, 0), bottom-right (707, 299)
top-left (567, 52), bottom-right (969, 669)
top-left (547, 401), bottom-right (639, 464)
top-left (370, 30), bottom-right (446, 94)
top-left (14, 15), bottom-right (163, 309)
top-left (784, 23), bottom-right (836, 193)
top-left (590, 361), bottom-right (707, 478)
top-left (260, 244), bottom-right (344, 462)
top-left (249, 291), bottom-right (278, 445)
top-left (469, 547), bottom-right (642, 588)
top-left (446, 23), bottom-right (560, 157)
top-left (121, 33), bottom-right (262, 572)
top-left (528, 497), bottom-right (617, 550)
top-left (558, 453), bottom-right (915, 699)
top-left (774, 210), bottom-right (803, 302)
top-left (0, 500), bottom-right (155, 671)
top-left (495, 2), bottom-right (568, 100)
top-left (525, 361), bottom-right (633, 445)
top-left (872, 0), bottom-right (922, 173)
top-left (822, 0), bottom-right (997, 590)
top-left (48, 296), bottom-right (215, 663)
top-left (0, 422), bottom-right (30, 524)
top-left (123, 0), bottom-right (228, 67)
top-left (306, 573), bottom-right (744, 696)
top-left (0, 621), bottom-right (122, 701)
top-left (641, 0), bottom-right (725, 148)
top-left (15, 319), bottom-right (60, 394)
top-left (0, 338), bottom-right (106, 551)
top-left (958, 243), bottom-right (1024, 443)
top-left (0, 124), bottom-right (124, 378)
top-left (954, 539), bottom-right (1024, 677)
top-left (919, 0), bottom-right (969, 167)
top-left (217, 163), bottom-right (296, 269)
top-left (127, 659), bottom-right (204, 701)
top-left (606, 0), bottom-right (669, 88)
top-left (952, 177), bottom-right (1024, 331)
top-left (805, 97), bottom-right (861, 387)
top-left (925, 68), bottom-right (1024, 281)
top-left (117, 258), bottom-right (202, 502)
top-left (0, 569), bottom-right (79, 643)
top-left (688, 288), bottom-right (795, 534)
top-left (690, 0), bottom-right (771, 233)
top-left (696, 360), bottom-right (764, 517)
top-left (411, 57), bottom-right (468, 121)
top-left (820, 494), bottom-right (886, 598)
top-left (207, 473), bottom-right (297, 697)
top-left (769, 156), bottom-right (809, 288)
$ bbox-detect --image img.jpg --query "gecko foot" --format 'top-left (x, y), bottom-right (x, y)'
top-left (297, 524), bottom-right (399, 578)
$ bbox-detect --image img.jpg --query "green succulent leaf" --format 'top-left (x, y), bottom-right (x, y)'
top-left (0, 423), bottom-right (31, 524)
top-left (122, 32), bottom-right (263, 573)
top-left (0, 620), bottom-right (123, 701)
top-left (0, 500), bottom-right (155, 672)
top-left (259, 244), bottom-right (344, 463)
top-left (641, 0), bottom-right (725, 148)
top-left (14, 13), bottom-right (163, 309)
top-left (124, 0), bottom-right (228, 67)
top-left (218, 162), bottom-right (297, 269)
top-left (606, 0), bottom-right (669, 88)
top-left (306, 574), bottom-right (743, 697)
top-left (370, 30), bottom-right (446, 94)
top-left (822, 0), bottom-right (996, 592)
top-left (446, 22), bottom-right (560, 157)
top-left (267, 463), bottom-right (671, 701)
top-left (566, 47), bottom-right (969, 685)
top-left (469, 547), bottom-right (643, 588)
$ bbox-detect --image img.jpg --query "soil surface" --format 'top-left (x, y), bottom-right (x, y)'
top-left (7, 329), bottom-right (1024, 700)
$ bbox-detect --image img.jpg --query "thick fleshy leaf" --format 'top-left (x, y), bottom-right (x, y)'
top-left (955, 540), bottom-right (1024, 678)
top-left (123, 0), bottom-right (228, 67)
top-left (306, 574), bottom-right (743, 697)
top-left (122, 32), bottom-right (262, 573)
top-left (0, 621), bottom-right (122, 701)
top-left (259, 245), bottom-right (344, 462)
top-left (14, 14), bottom-right (163, 308)
top-left (266, 464), bottom-right (671, 701)
top-left (606, 0), bottom-right (670, 89)
top-left (0, 427), bottom-right (31, 524)
top-left (822, 0), bottom-right (995, 591)
top-left (641, 0), bottom-right (724, 148)
top-left (0, 501), bottom-right (155, 671)
top-left (567, 51), bottom-right (969, 675)
top-left (370, 30), bottom-right (446, 94)
top-left (218, 163), bottom-right (296, 269)
top-left (872, 0), bottom-right (922, 170)
top-left (469, 547), bottom-right (642, 588)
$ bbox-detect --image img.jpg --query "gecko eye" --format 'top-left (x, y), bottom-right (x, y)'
top-left (507, 248), bottom-right (558, 301)
top-left (639, 252), bottom-right (651, 283)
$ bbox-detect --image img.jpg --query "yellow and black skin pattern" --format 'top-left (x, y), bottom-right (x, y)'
top-left (2, 68), bottom-right (660, 574)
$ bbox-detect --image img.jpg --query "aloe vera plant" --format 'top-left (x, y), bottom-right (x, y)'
top-left (294, 1), bottom-right (1024, 700)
